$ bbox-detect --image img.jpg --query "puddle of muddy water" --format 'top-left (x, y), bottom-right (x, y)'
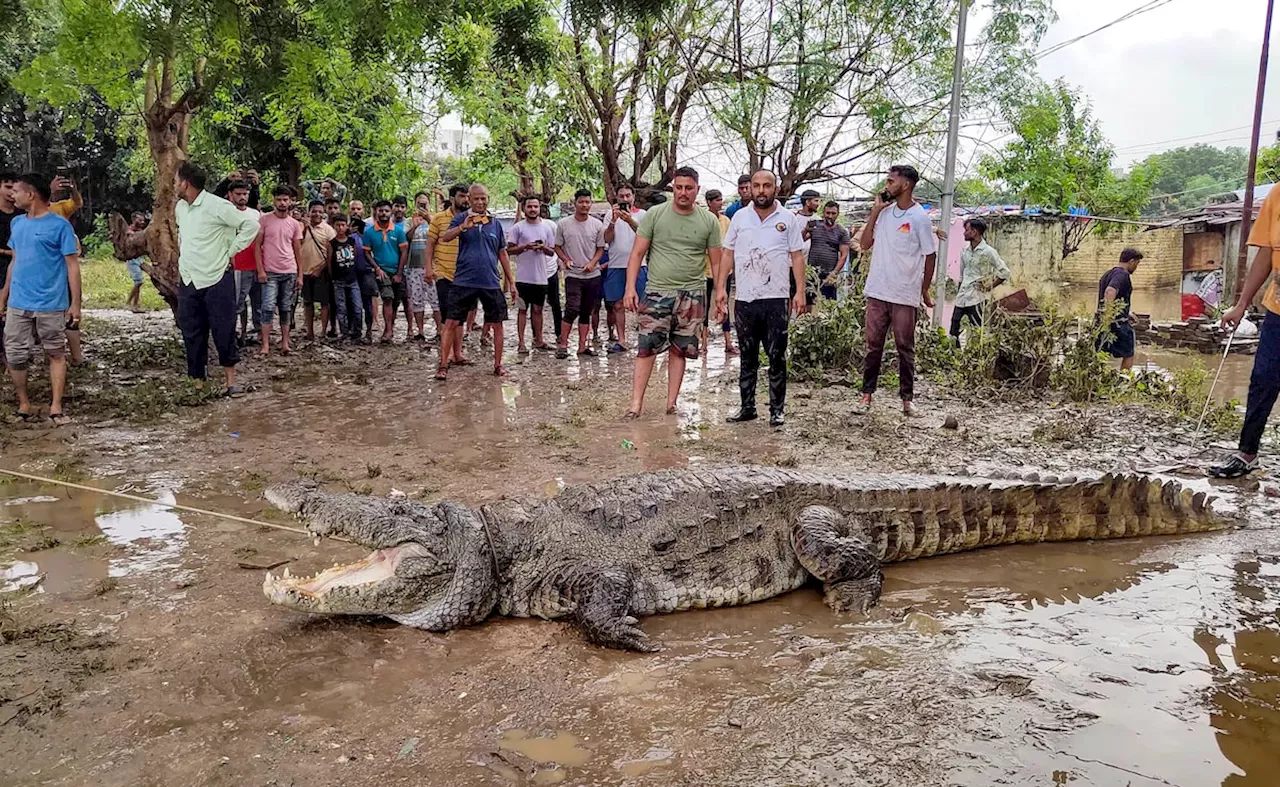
top-left (1, 479), bottom-right (192, 594)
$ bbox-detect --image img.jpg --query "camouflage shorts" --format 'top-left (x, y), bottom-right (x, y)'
top-left (636, 288), bottom-right (705, 359)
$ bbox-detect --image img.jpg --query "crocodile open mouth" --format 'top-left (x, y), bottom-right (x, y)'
top-left (263, 543), bottom-right (431, 604)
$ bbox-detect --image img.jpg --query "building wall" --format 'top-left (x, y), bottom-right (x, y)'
top-left (984, 216), bottom-right (1183, 293)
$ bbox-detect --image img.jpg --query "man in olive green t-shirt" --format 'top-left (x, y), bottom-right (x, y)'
top-left (621, 166), bottom-right (722, 417)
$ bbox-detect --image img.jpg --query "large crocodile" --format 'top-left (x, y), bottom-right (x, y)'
top-left (262, 466), bottom-right (1224, 651)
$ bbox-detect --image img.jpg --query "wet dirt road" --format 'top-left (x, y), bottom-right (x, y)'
top-left (2, 315), bottom-right (1279, 786)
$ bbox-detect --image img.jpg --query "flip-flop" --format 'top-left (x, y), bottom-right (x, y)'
top-left (6, 411), bottom-right (36, 425)
top-left (494, 365), bottom-right (508, 377)
top-left (555, 348), bottom-right (569, 359)
top-left (49, 412), bottom-right (73, 426)
top-left (579, 348), bottom-right (597, 357)
top-left (434, 367), bottom-right (449, 381)
top-left (608, 343), bottom-right (626, 354)
top-left (517, 347), bottom-right (530, 355)
top-left (623, 411), bottom-right (640, 420)
top-left (224, 385), bottom-right (246, 399)
top-left (665, 405), bottom-right (677, 415)
top-left (534, 344), bottom-right (553, 352)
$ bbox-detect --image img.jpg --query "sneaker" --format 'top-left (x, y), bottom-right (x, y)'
top-left (726, 408), bottom-right (758, 423)
top-left (852, 398), bottom-right (872, 415)
top-left (413, 333), bottom-right (426, 342)
top-left (1208, 453), bottom-right (1259, 479)
top-left (769, 411), bottom-right (785, 427)
top-left (903, 401), bottom-right (924, 418)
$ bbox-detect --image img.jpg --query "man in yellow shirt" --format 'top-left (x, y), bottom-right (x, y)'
top-left (1211, 188), bottom-right (1280, 478)
top-left (425, 184), bottom-right (470, 368)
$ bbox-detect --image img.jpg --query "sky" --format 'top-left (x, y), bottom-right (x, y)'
top-left (1031, 0), bottom-right (1280, 168)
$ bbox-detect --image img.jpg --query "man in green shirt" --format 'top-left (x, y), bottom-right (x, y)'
top-left (622, 165), bottom-right (721, 417)
top-left (173, 162), bottom-right (260, 393)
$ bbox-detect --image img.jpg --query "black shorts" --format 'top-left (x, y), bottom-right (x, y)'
top-left (563, 276), bottom-right (603, 324)
top-left (436, 278), bottom-right (454, 314)
top-left (301, 272), bottom-right (331, 305)
top-left (516, 282), bottom-right (547, 308)
top-left (1098, 321), bottom-right (1136, 358)
top-left (448, 286), bottom-right (507, 324)
top-left (358, 270), bottom-right (378, 300)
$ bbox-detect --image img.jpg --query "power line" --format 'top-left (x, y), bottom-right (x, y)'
top-left (1115, 122), bottom-right (1280, 154)
top-left (1034, 0), bottom-right (1177, 60)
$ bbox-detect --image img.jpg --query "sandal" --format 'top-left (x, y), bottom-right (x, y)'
top-left (517, 347), bottom-right (530, 355)
top-left (534, 343), bottom-right (553, 352)
top-left (49, 412), bottom-right (73, 426)
top-left (608, 343), bottom-right (626, 354)
top-left (494, 365), bottom-right (508, 377)
top-left (579, 347), bottom-right (597, 357)
top-left (623, 410), bottom-right (640, 420)
top-left (434, 366), bottom-right (449, 380)
top-left (6, 411), bottom-right (36, 425)
top-left (555, 348), bottom-right (569, 359)
top-left (224, 384), bottom-right (247, 399)
top-left (1208, 453), bottom-right (1259, 479)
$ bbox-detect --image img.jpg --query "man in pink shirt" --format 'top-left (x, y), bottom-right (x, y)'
top-left (255, 185), bottom-right (303, 357)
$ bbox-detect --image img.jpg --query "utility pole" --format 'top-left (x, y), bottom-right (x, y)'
top-left (1237, 0), bottom-right (1274, 300)
top-left (933, 0), bottom-right (969, 326)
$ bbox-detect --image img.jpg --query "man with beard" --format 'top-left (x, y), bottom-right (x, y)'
top-left (172, 164), bottom-right (257, 391)
top-left (362, 200), bottom-right (408, 343)
top-left (347, 199), bottom-right (367, 233)
top-left (508, 194), bottom-right (557, 353)
top-left (804, 200), bottom-right (851, 302)
top-left (622, 166), bottom-right (721, 416)
top-left (426, 184), bottom-right (470, 367)
top-left (438, 183), bottom-right (515, 377)
top-left (716, 170), bottom-right (806, 427)
top-left (857, 164), bottom-right (937, 418)
top-left (554, 189), bottom-right (607, 358)
top-left (226, 182), bottom-right (263, 345)
top-left (391, 196), bottom-right (409, 233)
top-left (256, 185), bottom-right (304, 357)
top-left (603, 183), bottom-right (645, 353)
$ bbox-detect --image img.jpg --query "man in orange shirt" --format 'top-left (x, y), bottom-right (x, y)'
top-left (1211, 189), bottom-right (1280, 478)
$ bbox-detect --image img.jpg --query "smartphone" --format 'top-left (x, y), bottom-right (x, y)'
top-left (66, 318), bottom-right (80, 331)
top-left (617, 202), bottom-right (631, 212)
top-left (879, 190), bottom-right (892, 202)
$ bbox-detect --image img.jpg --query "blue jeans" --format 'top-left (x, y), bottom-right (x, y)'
top-left (334, 279), bottom-right (363, 338)
top-left (234, 270), bottom-right (262, 331)
top-left (260, 272), bottom-right (297, 327)
top-left (1240, 310), bottom-right (1280, 455)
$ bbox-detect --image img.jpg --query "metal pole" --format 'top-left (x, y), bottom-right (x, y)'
top-left (1236, 0), bottom-right (1274, 301)
top-left (933, 0), bottom-right (969, 325)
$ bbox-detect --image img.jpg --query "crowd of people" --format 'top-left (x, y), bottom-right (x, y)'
top-left (1, 161), bottom-right (1277, 483)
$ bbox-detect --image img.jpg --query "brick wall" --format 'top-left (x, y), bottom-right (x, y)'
top-left (984, 216), bottom-right (1183, 292)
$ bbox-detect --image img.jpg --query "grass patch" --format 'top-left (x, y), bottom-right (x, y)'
top-left (80, 257), bottom-right (167, 311)
top-left (70, 533), bottom-right (108, 548)
top-left (90, 377), bottom-right (226, 421)
top-left (0, 519), bottom-right (47, 551)
top-left (241, 472), bottom-right (268, 493)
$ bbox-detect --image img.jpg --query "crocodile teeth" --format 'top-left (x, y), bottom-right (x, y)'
top-left (283, 566), bottom-right (292, 578)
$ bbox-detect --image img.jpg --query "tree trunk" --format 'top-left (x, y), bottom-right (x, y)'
top-left (135, 103), bottom-right (190, 310)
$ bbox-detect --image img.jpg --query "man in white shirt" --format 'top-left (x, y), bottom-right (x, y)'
top-left (857, 164), bottom-right (937, 418)
top-left (715, 170), bottom-right (807, 427)
top-left (603, 183), bottom-right (645, 353)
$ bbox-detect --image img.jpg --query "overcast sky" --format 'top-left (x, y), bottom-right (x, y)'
top-left (1033, 0), bottom-right (1280, 167)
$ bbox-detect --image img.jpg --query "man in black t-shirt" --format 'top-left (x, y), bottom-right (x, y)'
top-left (1095, 247), bottom-right (1143, 369)
top-left (0, 172), bottom-right (21, 283)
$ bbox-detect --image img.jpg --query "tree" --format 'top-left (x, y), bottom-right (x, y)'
top-left (557, 0), bottom-right (724, 203)
top-left (1255, 142), bottom-right (1280, 187)
top-left (451, 0), bottom-right (600, 205)
top-left (980, 78), bottom-right (1152, 256)
top-left (17, 0), bottom-right (525, 308)
top-left (1135, 144), bottom-right (1248, 214)
top-left (704, 0), bottom-right (1053, 198)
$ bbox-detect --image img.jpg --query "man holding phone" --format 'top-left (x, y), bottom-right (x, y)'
top-left (603, 183), bottom-right (646, 353)
top-left (508, 195), bottom-right (557, 353)
top-left (857, 164), bottom-right (937, 418)
top-left (404, 190), bottom-right (442, 343)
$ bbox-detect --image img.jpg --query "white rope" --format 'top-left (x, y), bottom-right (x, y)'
top-left (0, 468), bottom-right (351, 544)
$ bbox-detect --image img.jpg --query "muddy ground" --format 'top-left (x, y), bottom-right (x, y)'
top-left (1, 310), bottom-right (1278, 786)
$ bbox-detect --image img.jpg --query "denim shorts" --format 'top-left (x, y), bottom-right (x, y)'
top-left (125, 258), bottom-right (145, 285)
top-left (261, 272), bottom-right (297, 326)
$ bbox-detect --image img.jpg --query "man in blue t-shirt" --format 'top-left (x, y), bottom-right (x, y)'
top-left (436, 183), bottom-right (515, 378)
top-left (0, 173), bottom-right (82, 424)
top-left (361, 199), bottom-right (408, 343)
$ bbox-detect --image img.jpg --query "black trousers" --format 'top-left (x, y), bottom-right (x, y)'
top-left (1241, 310), bottom-right (1280, 455)
top-left (178, 269), bottom-right (239, 379)
top-left (735, 298), bottom-right (789, 415)
top-left (546, 272), bottom-right (563, 328)
top-left (949, 304), bottom-right (982, 339)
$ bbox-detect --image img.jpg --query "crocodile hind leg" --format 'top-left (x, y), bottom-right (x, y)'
top-left (791, 505), bottom-right (884, 614)
top-left (571, 569), bottom-right (659, 653)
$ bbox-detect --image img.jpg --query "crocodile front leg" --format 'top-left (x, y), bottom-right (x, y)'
top-left (570, 569), bottom-right (659, 653)
top-left (791, 505), bottom-right (884, 614)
